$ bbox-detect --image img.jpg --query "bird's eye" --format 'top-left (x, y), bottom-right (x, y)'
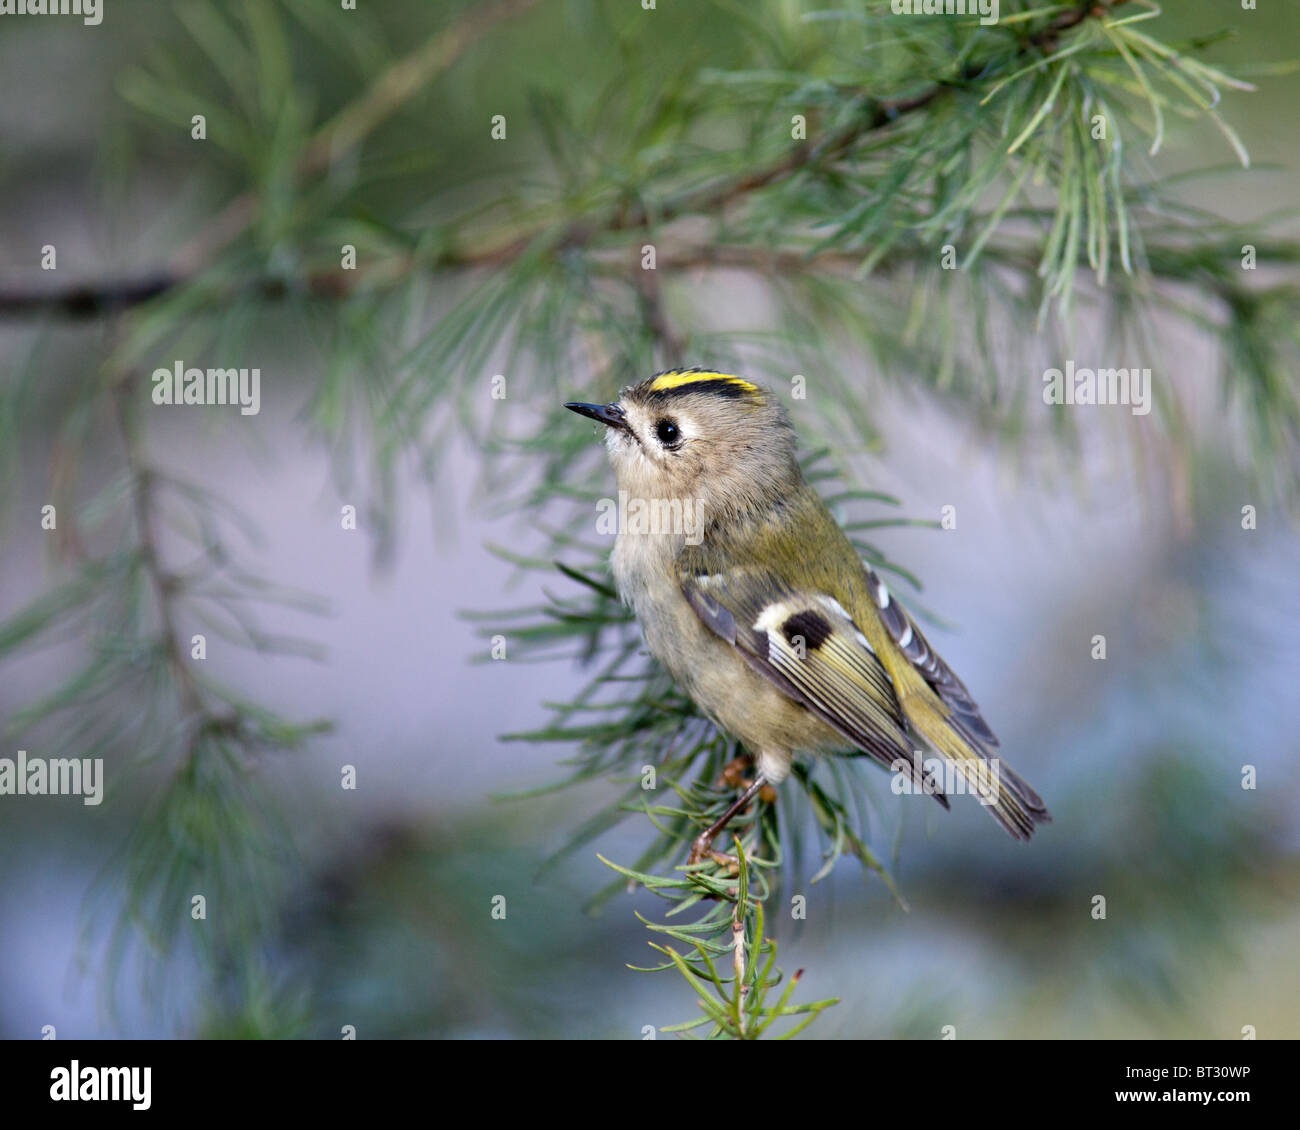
top-left (655, 419), bottom-right (680, 446)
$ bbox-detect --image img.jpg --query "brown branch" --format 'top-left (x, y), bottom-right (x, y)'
top-left (0, 1), bottom-right (1133, 320)
top-left (168, 0), bottom-right (544, 276)
top-left (0, 0), bottom-right (543, 319)
top-left (441, 1), bottom-right (1132, 269)
top-left (110, 381), bottom-right (211, 727)
top-left (12, 231), bottom-right (1297, 327)
top-left (636, 264), bottom-right (685, 368)
top-left (0, 273), bottom-right (178, 319)
top-left (301, 0), bottom-right (545, 179)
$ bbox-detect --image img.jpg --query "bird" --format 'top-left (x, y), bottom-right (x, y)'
top-left (565, 368), bottom-right (1050, 864)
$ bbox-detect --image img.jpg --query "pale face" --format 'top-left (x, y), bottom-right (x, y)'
top-left (566, 377), bottom-right (798, 529)
top-left (603, 396), bottom-right (709, 499)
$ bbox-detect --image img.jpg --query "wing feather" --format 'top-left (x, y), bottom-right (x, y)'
top-left (862, 565), bottom-right (1051, 829)
top-left (862, 563), bottom-right (1001, 747)
top-left (681, 568), bottom-right (948, 806)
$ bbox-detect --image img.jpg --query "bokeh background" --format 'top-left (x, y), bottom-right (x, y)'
top-left (1, 0), bottom-right (1297, 1039)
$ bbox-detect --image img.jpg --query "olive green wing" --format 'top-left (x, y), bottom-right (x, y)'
top-left (859, 561), bottom-right (1000, 749)
top-left (858, 562), bottom-right (1052, 835)
top-left (679, 563), bottom-right (946, 805)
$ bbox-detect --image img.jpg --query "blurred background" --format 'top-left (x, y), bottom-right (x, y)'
top-left (1, 0), bottom-right (1298, 1039)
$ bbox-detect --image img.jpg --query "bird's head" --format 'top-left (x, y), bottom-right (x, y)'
top-left (565, 369), bottom-right (799, 519)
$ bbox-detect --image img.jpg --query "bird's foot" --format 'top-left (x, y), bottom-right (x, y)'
top-left (687, 831), bottom-right (716, 867)
top-left (718, 755), bottom-right (754, 790)
top-left (684, 775), bottom-right (769, 871)
top-left (705, 849), bottom-right (741, 873)
top-left (686, 834), bottom-right (740, 873)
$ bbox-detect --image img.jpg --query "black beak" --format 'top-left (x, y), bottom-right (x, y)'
top-left (564, 401), bottom-right (628, 432)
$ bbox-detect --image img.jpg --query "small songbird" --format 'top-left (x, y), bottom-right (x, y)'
top-left (566, 369), bottom-right (1050, 864)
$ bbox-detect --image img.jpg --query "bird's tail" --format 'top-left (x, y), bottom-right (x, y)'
top-left (901, 691), bottom-right (1051, 841)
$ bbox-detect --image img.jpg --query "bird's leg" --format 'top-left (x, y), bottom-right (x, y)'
top-left (688, 775), bottom-right (768, 866)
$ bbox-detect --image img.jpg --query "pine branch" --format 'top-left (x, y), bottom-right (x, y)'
top-left (3, 0), bottom-right (1295, 1038)
top-left (0, 0), bottom-right (543, 319)
top-left (166, 0), bottom-right (544, 276)
top-left (0, 0), bottom-right (1130, 319)
top-left (112, 384), bottom-right (207, 725)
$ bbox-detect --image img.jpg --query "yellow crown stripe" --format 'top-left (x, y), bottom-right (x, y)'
top-left (647, 370), bottom-right (758, 394)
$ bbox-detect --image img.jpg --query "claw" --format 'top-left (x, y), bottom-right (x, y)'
top-left (686, 775), bottom-right (769, 868)
top-left (686, 833), bottom-right (740, 873)
top-left (687, 832), bottom-right (714, 866)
